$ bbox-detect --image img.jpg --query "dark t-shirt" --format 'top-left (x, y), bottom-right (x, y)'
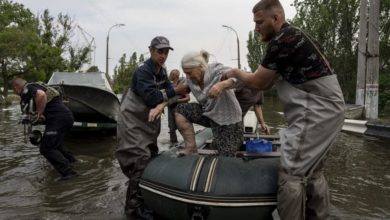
top-left (235, 87), bottom-right (264, 117)
top-left (20, 83), bottom-right (72, 119)
top-left (261, 23), bottom-right (333, 84)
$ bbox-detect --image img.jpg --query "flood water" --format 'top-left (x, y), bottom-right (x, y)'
top-left (1, 97), bottom-right (389, 220)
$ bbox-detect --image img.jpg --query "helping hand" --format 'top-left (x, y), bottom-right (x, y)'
top-left (222, 69), bottom-right (237, 80)
top-left (31, 112), bottom-right (45, 125)
top-left (148, 106), bottom-right (163, 122)
top-left (260, 123), bottom-right (271, 135)
top-left (174, 83), bottom-right (189, 96)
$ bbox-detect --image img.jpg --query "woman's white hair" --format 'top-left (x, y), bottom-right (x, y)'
top-left (181, 50), bottom-right (210, 70)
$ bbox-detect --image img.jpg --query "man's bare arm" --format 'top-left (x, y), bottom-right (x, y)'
top-left (34, 90), bottom-right (47, 115)
top-left (227, 65), bottom-right (277, 90)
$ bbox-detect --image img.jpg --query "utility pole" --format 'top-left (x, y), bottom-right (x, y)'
top-left (365, 0), bottom-right (380, 119)
top-left (222, 25), bottom-right (241, 69)
top-left (106, 24), bottom-right (125, 78)
top-left (356, 0), bottom-right (368, 106)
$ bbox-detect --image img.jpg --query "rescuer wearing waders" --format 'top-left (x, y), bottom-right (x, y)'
top-left (115, 36), bottom-right (188, 220)
top-left (225, 0), bottom-right (345, 219)
top-left (12, 78), bottom-right (78, 181)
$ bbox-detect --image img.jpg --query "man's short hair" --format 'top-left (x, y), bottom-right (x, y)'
top-left (12, 77), bottom-right (26, 87)
top-left (252, 0), bottom-right (283, 13)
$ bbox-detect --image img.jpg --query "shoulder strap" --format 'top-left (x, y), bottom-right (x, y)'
top-left (298, 28), bottom-right (334, 74)
top-left (34, 81), bottom-right (60, 102)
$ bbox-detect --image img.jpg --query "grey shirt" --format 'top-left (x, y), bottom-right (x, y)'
top-left (187, 63), bottom-right (242, 125)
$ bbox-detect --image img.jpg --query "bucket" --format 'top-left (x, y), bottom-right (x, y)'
top-left (245, 138), bottom-right (273, 153)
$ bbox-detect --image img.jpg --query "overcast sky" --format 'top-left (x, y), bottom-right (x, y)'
top-left (15, 0), bottom-right (296, 76)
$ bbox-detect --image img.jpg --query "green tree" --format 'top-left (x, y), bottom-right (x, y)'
top-left (0, 2), bottom-right (93, 99)
top-left (86, 65), bottom-right (100, 72)
top-left (112, 52), bottom-right (143, 94)
top-left (291, 0), bottom-right (360, 102)
top-left (246, 31), bottom-right (266, 72)
top-left (379, 1), bottom-right (390, 116)
top-left (33, 9), bottom-right (91, 79)
top-left (0, 0), bottom-right (40, 98)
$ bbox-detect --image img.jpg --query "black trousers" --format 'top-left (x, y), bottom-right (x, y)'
top-left (39, 113), bottom-right (76, 176)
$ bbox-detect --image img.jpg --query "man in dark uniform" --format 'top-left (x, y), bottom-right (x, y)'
top-left (12, 78), bottom-right (78, 180)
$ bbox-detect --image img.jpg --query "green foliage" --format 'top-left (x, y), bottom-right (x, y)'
top-left (246, 31), bottom-right (266, 72)
top-left (289, 0), bottom-right (390, 113)
top-left (380, 1), bottom-right (390, 75)
top-left (290, 0), bottom-right (360, 102)
top-left (379, 1), bottom-right (390, 116)
top-left (379, 72), bottom-right (390, 116)
top-left (0, 1), bottom-right (92, 99)
top-left (36, 9), bottom-right (91, 78)
top-left (86, 65), bottom-right (100, 72)
top-left (0, 0), bottom-right (40, 97)
top-left (112, 52), bottom-right (143, 94)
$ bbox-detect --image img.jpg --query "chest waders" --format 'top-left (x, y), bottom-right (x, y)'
top-left (275, 75), bottom-right (345, 220)
top-left (115, 89), bottom-right (160, 216)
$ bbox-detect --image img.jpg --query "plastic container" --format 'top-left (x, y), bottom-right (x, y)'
top-left (245, 138), bottom-right (273, 153)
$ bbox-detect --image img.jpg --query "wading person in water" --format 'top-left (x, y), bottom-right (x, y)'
top-left (175, 50), bottom-right (243, 157)
top-left (115, 36), bottom-right (187, 219)
top-left (12, 78), bottom-right (78, 181)
top-left (225, 0), bottom-right (345, 219)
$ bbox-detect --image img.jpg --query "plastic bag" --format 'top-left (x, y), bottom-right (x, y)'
top-left (245, 138), bottom-right (272, 153)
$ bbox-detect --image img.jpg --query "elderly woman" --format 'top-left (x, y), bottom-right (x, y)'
top-left (175, 50), bottom-right (243, 157)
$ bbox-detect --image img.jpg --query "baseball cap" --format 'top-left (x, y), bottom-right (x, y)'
top-left (150, 36), bottom-right (174, 50)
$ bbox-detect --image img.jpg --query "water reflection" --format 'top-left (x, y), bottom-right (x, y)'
top-left (0, 98), bottom-right (389, 219)
top-left (326, 132), bottom-right (390, 219)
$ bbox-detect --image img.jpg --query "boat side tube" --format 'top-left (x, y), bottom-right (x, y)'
top-left (140, 153), bottom-right (279, 220)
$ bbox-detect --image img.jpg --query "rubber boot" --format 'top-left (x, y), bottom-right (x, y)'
top-left (175, 113), bottom-right (197, 156)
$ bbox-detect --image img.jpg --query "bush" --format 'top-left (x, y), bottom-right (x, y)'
top-left (379, 72), bottom-right (390, 116)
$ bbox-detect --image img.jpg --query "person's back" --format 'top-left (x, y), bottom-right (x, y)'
top-left (235, 86), bottom-right (264, 116)
top-left (21, 82), bottom-right (72, 119)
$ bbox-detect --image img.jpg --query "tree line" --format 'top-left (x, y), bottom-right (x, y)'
top-left (1, 0), bottom-right (389, 115)
top-left (0, 0), bottom-right (94, 98)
